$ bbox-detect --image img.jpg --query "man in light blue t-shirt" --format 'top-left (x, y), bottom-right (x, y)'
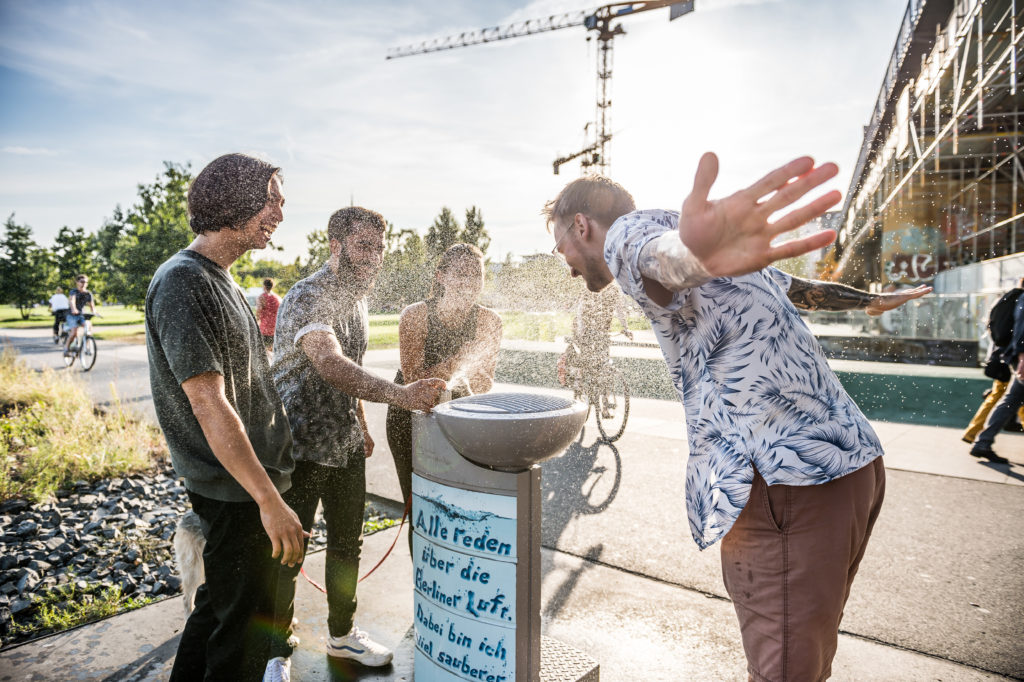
top-left (545, 153), bottom-right (929, 681)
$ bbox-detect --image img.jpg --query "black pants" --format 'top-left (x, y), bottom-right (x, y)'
top-left (170, 491), bottom-right (279, 682)
top-left (385, 405), bottom-right (414, 555)
top-left (52, 310), bottom-right (66, 337)
top-left (977, 375), bottom-right (1024, 446)
top-left (270, 458), bottom-right (365, 657)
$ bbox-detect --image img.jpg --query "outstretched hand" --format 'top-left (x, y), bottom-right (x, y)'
top-left (679, 153), bottom-right (841, 277)
top-left (865, 285), bottom-right (932, 316)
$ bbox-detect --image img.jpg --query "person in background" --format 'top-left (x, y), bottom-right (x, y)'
top-left (49, 286), bottom-right (70, 342)
top-left (269, 207), bottom-right (447, 672)
top-left (558, 283), bottom-right (633, 417)
top-left (385, 243), bottom-right (503, 551)
top-left (256, 277), bottom-right (282, 354)
top-left (962, 277), bottom-right (1024, 446)
top-left (968, 279), bottom-right (1024, 464)
top-left (64, 274), bottom-right (96, 355)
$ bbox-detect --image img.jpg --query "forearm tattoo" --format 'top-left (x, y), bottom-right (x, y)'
top-left (786, 277), bottom-right (875, 311)
top-left (638, 231), bottom-right (712, 292)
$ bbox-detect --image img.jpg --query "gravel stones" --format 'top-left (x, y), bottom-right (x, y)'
top-left (0, 468), bottom-right (186, 648)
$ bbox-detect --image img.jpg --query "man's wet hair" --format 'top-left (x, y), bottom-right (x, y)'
top-left (543, 175), bottom-right (636, 231)
top-left (327, 206), bottom-right (386, 243)
top-left (263, 278), bottom-right (275, 290)
top-left (188, 153), bottom-right (281, 235)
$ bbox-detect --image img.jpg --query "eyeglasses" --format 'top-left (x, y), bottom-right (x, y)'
top-left (550, 218), bottom-right (576, 257)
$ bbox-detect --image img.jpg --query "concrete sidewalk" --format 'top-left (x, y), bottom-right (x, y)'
top-left (0, 526), bottom-right (1010, 681)
top-left (1, 332), bottom-right (1021, 679)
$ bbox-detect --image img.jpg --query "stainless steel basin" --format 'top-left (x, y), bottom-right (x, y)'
top-left (432, 392), bottom-right (588, 471)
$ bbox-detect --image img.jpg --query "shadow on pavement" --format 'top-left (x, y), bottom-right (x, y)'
top-left (539, 428), bottom-right (623, 620)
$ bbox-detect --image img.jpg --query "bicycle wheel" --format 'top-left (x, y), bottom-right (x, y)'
top-left (579, 440), bottom-right (622, 514)
top-left (595, 366), bottom-right (629, 443)
top-left (62, 341), bottom-right (77, 368)
top-left (79, 336), bottom-right (97, 371)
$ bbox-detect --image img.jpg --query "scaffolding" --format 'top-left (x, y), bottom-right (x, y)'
top-left (831, 0), bottom-right (1024, 292)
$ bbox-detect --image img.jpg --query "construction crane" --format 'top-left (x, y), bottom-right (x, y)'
top-left (387, 1), bottom-right (695, 176)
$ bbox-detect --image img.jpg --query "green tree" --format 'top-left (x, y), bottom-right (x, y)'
top-left (304, 228), bottom-right (330, 273)
top-left (52, 226), bottom-right (95, 291)
top-left (0, 214), bottom-right (55, 319)
top-left (107, 163), bottom-right (193, 307)
top-left (425, 207), bottom-right (461, 261)
top-left (461, 206), bottom-right (490, 253)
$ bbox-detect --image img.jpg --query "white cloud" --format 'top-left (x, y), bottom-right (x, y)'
top-left (2, 146), bottom-right (58, 156)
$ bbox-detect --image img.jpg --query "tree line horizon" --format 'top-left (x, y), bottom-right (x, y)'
top-left (0, 162), bottom-right (584, 319)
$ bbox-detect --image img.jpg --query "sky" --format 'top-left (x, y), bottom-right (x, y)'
top-left (0, 0), bottom-right (909, 263)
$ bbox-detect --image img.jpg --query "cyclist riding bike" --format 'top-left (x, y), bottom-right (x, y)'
top-left (64, 274), bottom-right (96, 357)
top-left (558, 284), bottom-right (632, 417)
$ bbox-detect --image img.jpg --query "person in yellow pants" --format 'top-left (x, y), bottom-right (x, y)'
top-left (962, 378), bottom-right (1024, 443)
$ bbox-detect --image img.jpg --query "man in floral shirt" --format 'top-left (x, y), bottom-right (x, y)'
top-left (545, 154), bottom-right (929, 681)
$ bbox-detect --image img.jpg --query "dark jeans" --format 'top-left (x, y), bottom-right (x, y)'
top-left (977, 375), bottom-right (1024, 446)
top-left (52, 310), bottom-right (66, 337)
top-left (385, 404), bottom-right (414, 557)
top-left (170, 491), bottom-right (279, 682)
top-left (270, 458), bottom-right (365, 657)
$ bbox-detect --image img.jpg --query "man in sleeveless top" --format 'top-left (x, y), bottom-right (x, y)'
top-left (546, 157), bottom-right (929, 681)
top-left (270, 207), bottom-right (446, 669)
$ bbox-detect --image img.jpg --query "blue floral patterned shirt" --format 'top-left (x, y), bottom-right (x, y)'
top-left (605, 209), bottom-right (884, 549)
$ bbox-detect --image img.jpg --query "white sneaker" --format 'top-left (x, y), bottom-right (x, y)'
top-left (326, 626), bottom-right (393, 666)
top-left (263, 656), bottom-right (291, 682)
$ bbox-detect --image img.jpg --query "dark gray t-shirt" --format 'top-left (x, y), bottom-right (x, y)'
top-left (146, 249), bottom-right (293, 502)
top-left (273, 263), bottom-right (368, 468)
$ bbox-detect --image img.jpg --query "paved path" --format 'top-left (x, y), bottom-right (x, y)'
top-left (1, 328), bottom-right (1022, 679)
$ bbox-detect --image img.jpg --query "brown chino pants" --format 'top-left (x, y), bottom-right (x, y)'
top-left (720, 457), bottom-right (886, 682)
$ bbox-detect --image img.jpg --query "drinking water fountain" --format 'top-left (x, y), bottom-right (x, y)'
top-left (411, 392), bottom-right (598, 682)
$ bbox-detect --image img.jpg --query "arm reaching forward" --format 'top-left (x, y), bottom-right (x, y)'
top-left (300, 330), bottom-right (446, 411)
top-left (787, 278), bottom-right (931, 316)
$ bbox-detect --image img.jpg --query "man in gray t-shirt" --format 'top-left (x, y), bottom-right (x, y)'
top-left (146, 153), bottom-right (305, 682)
top-left (269, 206), bottom-right (445, 668)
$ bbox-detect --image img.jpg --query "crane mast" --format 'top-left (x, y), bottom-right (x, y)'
top-left (388, 1), bottom-right (694, 176)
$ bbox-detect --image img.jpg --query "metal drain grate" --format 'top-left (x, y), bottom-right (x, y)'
top-left (447, 393), bottom-right (574, 415)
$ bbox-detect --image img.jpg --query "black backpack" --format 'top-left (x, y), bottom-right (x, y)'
top-left (987, 288), bottom-right (1023, 347)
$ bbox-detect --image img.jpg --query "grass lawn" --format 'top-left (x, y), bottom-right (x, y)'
top-left (0, 305), bottom-right (144, 328)
top-left (0, 349), bottom-right (167, 504)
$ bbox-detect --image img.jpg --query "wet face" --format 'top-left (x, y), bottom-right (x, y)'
top-left (552, 215), bottom-right (613, 292)
top-left (238, 174), bottom-right (284, 250)
top-left (438, 256), bottom-right (485, 307)
top-left (340, 223), bottom-right (386, 287)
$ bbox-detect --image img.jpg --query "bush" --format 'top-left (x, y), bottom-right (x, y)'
top-left (0, 349), bottom-right (167, 504)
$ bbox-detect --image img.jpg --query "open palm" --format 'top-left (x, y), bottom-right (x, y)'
top-left (679, 153), bottom-right (842, 277)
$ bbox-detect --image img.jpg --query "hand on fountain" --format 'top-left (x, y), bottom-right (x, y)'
top-left (399, 378), bottom-right (448, 412)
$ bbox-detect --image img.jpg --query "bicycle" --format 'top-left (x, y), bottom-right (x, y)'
top-left (559, 334), bottom-right (630, 443)
top-left (62, 313), bottom-right (98, 371)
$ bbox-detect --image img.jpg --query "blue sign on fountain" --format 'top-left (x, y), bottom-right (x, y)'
top-left (412, 473), bottom-right (518, 682)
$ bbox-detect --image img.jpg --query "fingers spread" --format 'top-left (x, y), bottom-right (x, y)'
top-left (689, 152), bottom-right (719, 205)
top-left (769, 190), bottom-right (842, 236)
top-left (745, 156), bottom-right (814, 202)
top-left (767, 230), bottom-right (837, 263)
top-left (759, 163), bottom-right (839, 214)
